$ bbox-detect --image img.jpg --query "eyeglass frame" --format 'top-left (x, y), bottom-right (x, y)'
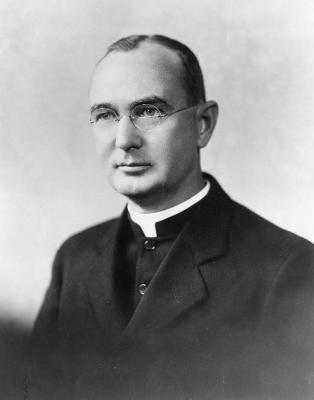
top-left (89, 103), bottom-right (198, 132)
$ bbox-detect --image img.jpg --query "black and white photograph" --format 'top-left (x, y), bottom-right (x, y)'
top-left (1, 1), bottom-right (314, 399)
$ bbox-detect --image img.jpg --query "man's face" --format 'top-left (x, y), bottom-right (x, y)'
top-left (89, 42), bottom-right (204, 211)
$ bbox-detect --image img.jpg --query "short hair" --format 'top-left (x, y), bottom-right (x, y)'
top-left (100, 34), bottom-right (206, 106)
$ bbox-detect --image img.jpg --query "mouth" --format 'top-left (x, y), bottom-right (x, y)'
top-left (115, 162), bottom-right (151, 173)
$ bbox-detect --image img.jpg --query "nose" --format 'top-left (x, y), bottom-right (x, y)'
top-left (115, 116), bottom-right (142, 150)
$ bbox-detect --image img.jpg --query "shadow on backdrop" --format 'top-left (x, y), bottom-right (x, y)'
top-left (0, 318), bottom-right (30, 400)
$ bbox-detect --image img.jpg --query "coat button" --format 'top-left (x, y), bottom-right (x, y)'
top-left (138, 283), bottom-right (147, 295)
top-left (144, 239), bottom-right (156, 250)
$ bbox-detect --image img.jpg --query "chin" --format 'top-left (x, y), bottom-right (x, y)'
top-left (111, 175), bottom-right (158, 199)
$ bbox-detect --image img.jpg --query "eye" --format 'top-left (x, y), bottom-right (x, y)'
top-left (94, 108), bottom-right (118, 123)
top-left (132, 104), bottom-right (162, 118)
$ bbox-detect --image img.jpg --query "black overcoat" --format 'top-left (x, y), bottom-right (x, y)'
top-left (31, 174), bottom-right (314, 400)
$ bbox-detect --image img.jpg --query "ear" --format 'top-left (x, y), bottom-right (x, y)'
top-left (196, 101), bottom-right (218, 149)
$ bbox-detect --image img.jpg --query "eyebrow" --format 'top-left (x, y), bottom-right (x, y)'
top-left (90, 96), bottom-right (172, 114)
top-left (90, 103), bottom-right (115, 114)
top-left (129, 96), bottom-right (172, 109)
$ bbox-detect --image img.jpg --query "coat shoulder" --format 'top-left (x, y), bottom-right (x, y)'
top-left (57, 217), bottom-right (120, 257)
top-left (204, 173), bottom-right (313, 255)
top-left (231, 200), bottom-right (313, 252)
top-left (229, 200), bottom-right (314, 285)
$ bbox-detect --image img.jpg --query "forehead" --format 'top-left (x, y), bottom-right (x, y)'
top-left (90, 42), bottom-right (188, 108)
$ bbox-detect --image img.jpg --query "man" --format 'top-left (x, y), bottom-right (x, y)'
top-left (31, 35), bottom-right (314, 400)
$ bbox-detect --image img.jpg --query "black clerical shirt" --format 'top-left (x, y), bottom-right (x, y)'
top-left (115, 202), bottom-right (202, 325)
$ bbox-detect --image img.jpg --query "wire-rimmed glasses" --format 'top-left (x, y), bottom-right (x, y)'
top-left (89, 103), bottom-right (197, 132)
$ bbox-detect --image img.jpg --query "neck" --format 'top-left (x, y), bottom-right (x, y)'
top-left (127, 174), bottom-right (205, 213)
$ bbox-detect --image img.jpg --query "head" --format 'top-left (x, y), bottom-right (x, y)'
top-left (89, 34), bottom-right (218, 212)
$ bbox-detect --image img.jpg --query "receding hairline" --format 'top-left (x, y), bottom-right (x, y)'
top-left (96, 38), bottom-right (184, 70)
top-left (94, 41), bottom-right (188, 100)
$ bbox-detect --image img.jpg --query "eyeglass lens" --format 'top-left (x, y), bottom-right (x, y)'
top-left (90, 104), bottom-right (164, 131)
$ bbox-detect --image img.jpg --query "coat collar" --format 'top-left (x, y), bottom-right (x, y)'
top-left (183, 173), bottom-right (233, 265)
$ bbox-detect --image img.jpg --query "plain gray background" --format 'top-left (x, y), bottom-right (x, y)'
top-left (1, 0), bottom-right (314, 326)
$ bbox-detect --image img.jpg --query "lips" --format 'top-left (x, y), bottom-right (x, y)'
top-left (115, 161), bottom-right (151, 174)
top-left (115, 162), bottom-right (151, 168)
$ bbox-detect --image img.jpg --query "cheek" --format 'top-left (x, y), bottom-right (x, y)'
top-left (156, 128), bottom-right (197, 166)
top-left (93, 130), bottom-right (115, 157)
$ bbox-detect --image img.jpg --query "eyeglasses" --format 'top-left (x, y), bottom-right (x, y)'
top-left (89, 103), bottom-right (197, 132)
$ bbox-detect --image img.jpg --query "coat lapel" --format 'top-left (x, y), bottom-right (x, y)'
top-left (86, 211), bottom-right (129, 336)
top-left (122, 175), bottom-right (234, 340)
top-left (121, 234), bottom-right (206, 339)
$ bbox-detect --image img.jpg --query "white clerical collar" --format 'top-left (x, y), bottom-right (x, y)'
top-left (128, 181), bottom-right (210, 237)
